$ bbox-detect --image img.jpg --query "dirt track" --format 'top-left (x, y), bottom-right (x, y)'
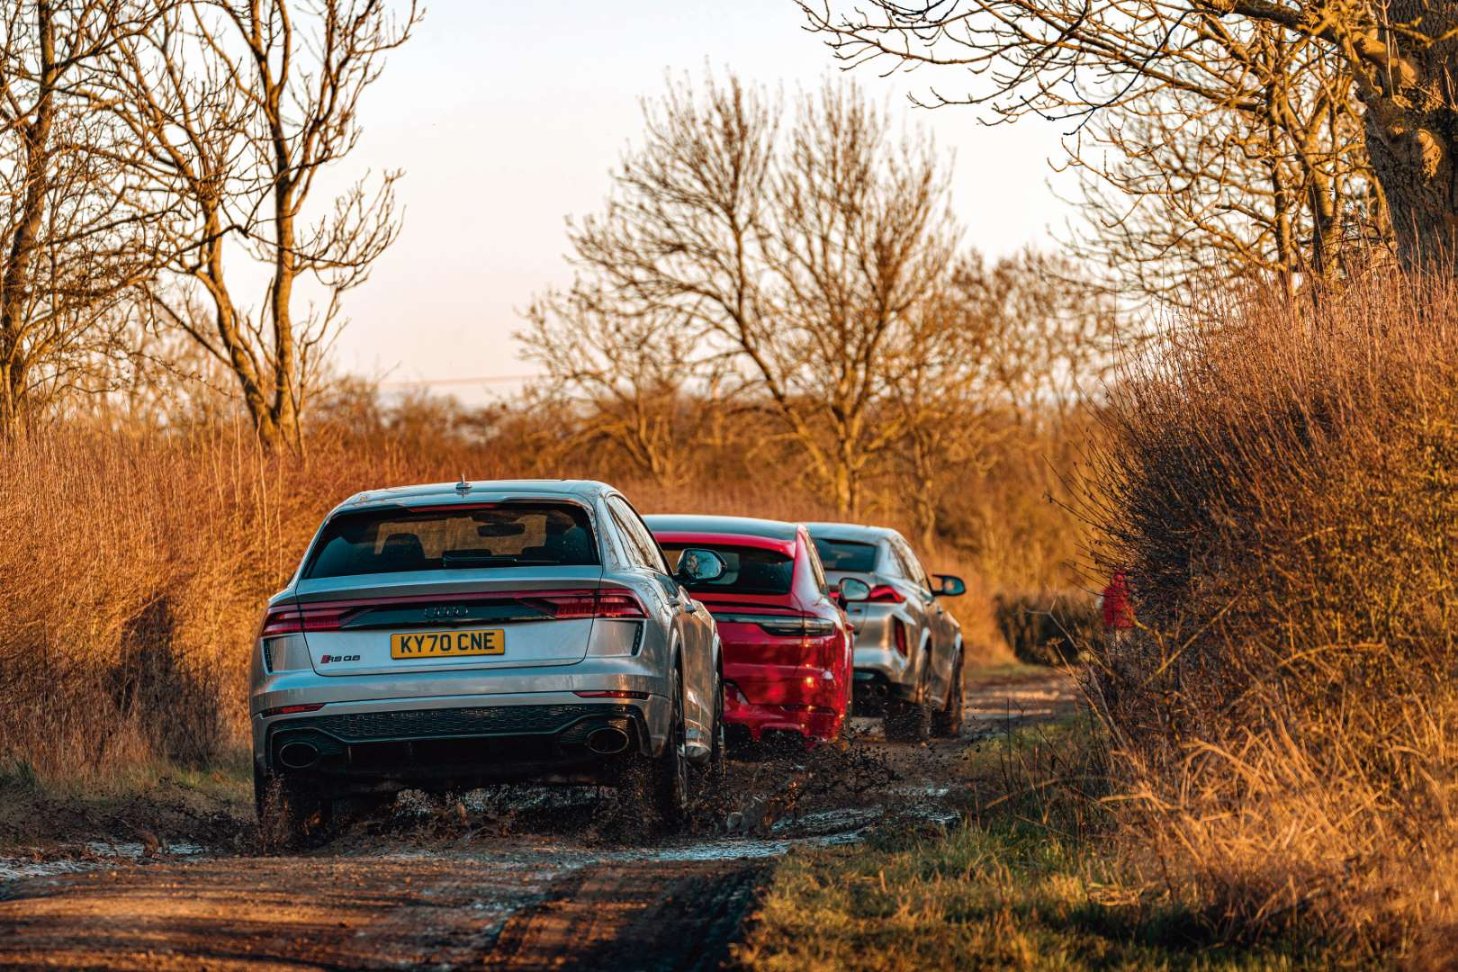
top-left (0, 667), bottom-right (1080, 971)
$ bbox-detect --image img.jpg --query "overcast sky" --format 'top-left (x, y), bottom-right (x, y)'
top-left (331, 0), bottom-right (1074, 400)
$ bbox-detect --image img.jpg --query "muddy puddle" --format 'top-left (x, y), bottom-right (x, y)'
top-left (0, 840), bottom-right (206, 883)
top-left (0, 722), bottom-right (957, 887)
top-left (0, 667), bottom-right (1082, 970)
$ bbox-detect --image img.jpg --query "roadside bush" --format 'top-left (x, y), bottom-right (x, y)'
top-left (993, 591), bottom-right (1099, 665)
top-left (0, 417), bottom-right (1025, 784)
top-left (1087, 273), bottom-right (1458, 956)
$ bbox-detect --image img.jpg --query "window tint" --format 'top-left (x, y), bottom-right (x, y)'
top-left (305, 504), bottom-right (598, 579)
top-left (606, 505), bottom-right (649, 569)
top-left (812, 538), bottom-right (879, 572)
top-left (896, 539), bottom-right (932, 590)
top-left (661, 544), bottom-right (794, 595)
top-left (803, 533), bottom-right (829, 595)
top-left (605, 506), bottom-right (643, 567)
top-left (608, 496), bottom-right (669, 573)
top-left (884, 543), bottom-right (911, 579)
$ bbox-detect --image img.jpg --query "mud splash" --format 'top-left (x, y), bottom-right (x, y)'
top-left (0, 840), bottom-right (205, 883)
top-left (0, 668), bottom-right (1082, 970)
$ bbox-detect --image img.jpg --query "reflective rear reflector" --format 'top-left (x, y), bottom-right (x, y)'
top-left (261, 703), bottom-right (325, 718)
top-left (573, 690), bottom-right (650, 700)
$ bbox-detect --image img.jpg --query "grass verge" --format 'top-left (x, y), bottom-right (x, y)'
top-left (733, 720), bottom-right (1365, 972)
top-left (0, 752), bottom-right (252, 854)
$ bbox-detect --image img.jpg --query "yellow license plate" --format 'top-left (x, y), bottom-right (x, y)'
top-left (390, 629), bottom-right (505, 659)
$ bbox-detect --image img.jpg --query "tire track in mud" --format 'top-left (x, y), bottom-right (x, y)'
top-left (491, 859), bottom-right (768, 971)
top-left (0, 668), bottom-right (1081, 971)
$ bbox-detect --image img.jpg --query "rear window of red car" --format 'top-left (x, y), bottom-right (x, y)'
top-left (305, 503), bottom-right (598, 578)
top-left (660, 544), bottom-right (794, 595)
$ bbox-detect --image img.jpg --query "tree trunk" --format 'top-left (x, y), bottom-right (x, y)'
top-left (1359, 2), bottom-right (1458, 268)
top-left (0, 362), bottom-right (24, 441)
top-left (269, 198), bottom-right (300, 452)
top-left (0, 1), bottom-right (55, 441)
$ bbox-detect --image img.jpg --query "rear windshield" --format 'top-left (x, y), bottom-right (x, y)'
top-left (660, 544), bottom-right (794, 596)
top-left (304, 503), bottom-right (598, 578)
top-left (812, 538), bottom-right (879, 573)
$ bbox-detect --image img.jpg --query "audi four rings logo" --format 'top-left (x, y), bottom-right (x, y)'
top-left (320, 654), bottom-right (360, 664)
top-left (424, 606), bottom-right (468, 619)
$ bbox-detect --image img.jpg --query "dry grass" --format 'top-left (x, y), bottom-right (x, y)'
top-left (0, 417), bottom-right (1015, 786)
top-left (1084, 272), bottom-right (1458, 958)
top-left (734, 718), bottom-right (1340, 971)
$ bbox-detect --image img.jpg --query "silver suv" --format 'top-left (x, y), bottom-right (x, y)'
top-left (250, 480), bottom-right (725, 838)
top-left (807, 524), bottom-right (967, 740)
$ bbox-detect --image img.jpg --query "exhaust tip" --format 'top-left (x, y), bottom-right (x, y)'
top-left (586, 726), bottom-right (631, 755)
top-left (277, 741), bottom-right (320, 770)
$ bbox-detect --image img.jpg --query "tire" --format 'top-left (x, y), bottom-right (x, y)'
top-left (254, 766), bottom-right (329, 849)
top-left (650, 666), bottom-right (691, 829)
top-left (708, 675), bottom-right (726, 768)
top-left (884, 695), bottom-right (932, 743)
top-left (931, 651), bottom-right (965, 738)
top-left (696, 675), bottom-right (727, 789)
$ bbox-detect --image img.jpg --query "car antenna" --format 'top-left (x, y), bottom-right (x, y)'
top-left (455, 474), bottom-right (471, 496)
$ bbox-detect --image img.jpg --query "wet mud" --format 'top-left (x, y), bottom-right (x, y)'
top-left (0, 667), bottom-right (1081, 970)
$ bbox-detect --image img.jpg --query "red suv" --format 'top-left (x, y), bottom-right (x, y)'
top-left (646, 515), bottom-right (856, 747)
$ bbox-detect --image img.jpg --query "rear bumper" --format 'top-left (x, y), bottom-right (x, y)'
top-left (252, 690), bottom-right (669, 791)
top-left (723, 662), bottom-right (846, 742)
top-left (853, 644), bottom-right (917, 689)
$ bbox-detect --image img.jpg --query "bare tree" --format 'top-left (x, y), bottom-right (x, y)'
top-left (801, 0), bottom-right (1458, 271)
top-left (520, 287), bottom-right (726, 487)
top-left (1065, 25), bottom-right (1390, 300)
top-left (0, 0), bottom-right (162, 437)
top-left (105, 0), bottom-right (418, 449)
top-left (550, 74), bottom-right (958, 514)
top-left (883, 263), bottom-right (998, 547)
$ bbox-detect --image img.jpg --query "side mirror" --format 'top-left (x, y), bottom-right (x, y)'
top-left (933, 574), bottom-right (967, 597)
top-left (838, 577), bottom-right (872, 603)
top-left (674, 547), bottom-right (726, 584)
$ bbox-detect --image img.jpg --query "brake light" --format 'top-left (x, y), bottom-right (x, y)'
top-left (259, 604), bottom-right (354, 635)
top-left (759, 616), bottom-right (835, 637)
top-left (260, 609), bottom-right (302, 636)
top-left (893, 619), bottom-right (909, 657)
top-left (259, 589), bottom-right (647, 634)
top-left (526, 591), bottom-right (647, 620)
top-left (592, 592), bottom-right (649, 619)
top-left (715, 613), bottom-right (836, 637)
top-left (867, 584), bottom-right (905, 604)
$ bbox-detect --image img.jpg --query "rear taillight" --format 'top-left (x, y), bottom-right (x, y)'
top-left (260, 603), bottom-right (355, 635)
top-left (716, 613), bottom-right (836, 637)
top-left (526, 591), bottom-right (648, 620)
top-left (761, 617), bottom-right (836, 637)
top-left (262, 589), bottom-right (647, 634)
top-left (867, 584), bottom-right (905, 604)
top-left (592, 592), bottom-right (649, 619)
top-left (892, 619), bottom-right (909, 657)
